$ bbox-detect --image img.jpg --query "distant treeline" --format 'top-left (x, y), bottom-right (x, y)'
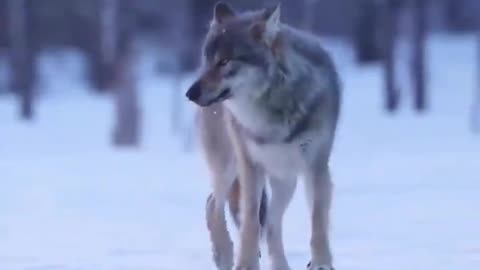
top-left (0, 0), bottom-right (479, 121)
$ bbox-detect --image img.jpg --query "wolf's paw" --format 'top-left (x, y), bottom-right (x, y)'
top-left (269, 258), bottom-right (291, 270)
top-left (212, 251), bottom-right (233, 270)
top-left (234, 267), bottom-right (258, 270)
top-left (234, 263), bottom-right (260, 270)
top-left (306, 261), bottom-right (335, 270)
top-left (270, 265), bottom-right (291, 270)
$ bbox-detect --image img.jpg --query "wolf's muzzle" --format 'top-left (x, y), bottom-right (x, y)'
top-left (186, 81), bottom-right (202, 102)
top-left (186, 80), bottom-right (231, 107)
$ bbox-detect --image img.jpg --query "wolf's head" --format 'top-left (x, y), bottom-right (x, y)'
top-left (186, 2), bottom-right (285, 107)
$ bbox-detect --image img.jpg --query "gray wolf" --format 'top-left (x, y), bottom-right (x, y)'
top-left (186, 2), bottom-right (341, 270)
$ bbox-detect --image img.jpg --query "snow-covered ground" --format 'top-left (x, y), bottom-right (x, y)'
top-left (1, 35), bottom-right (479, 270)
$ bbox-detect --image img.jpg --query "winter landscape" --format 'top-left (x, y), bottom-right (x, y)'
top-left (1, 32), bottom-right (479, 270)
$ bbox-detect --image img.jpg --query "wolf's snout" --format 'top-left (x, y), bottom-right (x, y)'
top-left (186, 81), bottom-right (201, 102)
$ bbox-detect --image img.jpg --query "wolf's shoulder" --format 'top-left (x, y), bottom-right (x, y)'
top-left (281, 25), bottom-right (341, 109)
top-left (281, 25), bottom-right (335, 70)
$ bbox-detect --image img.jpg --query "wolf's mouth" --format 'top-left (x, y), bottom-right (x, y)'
top-left (206, 88), bottom-right (232, 106)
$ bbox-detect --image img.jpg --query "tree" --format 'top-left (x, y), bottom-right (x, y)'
top-left (302, 0), bottom-right (317, 32)
top-left (471, 24), bottom-right (480, 133)
top-left (87, 0), bottom-right (117, 92)
top-left (444, 0), bottom-right (472, 32)
top-left (0, 0), bottom-right (7, 48)
top-left (112, 42), bottom-right (141, 146)
top-left (381, 0), bottom-right (401, 112)
top-left (110, 0), bottom-right (141, 146)
top-left (411, 0), bottom-right (428, 112)
top-left (352, 0), bottom-right (382, 64)
top-left (7, 0), bottom-right (36, 120)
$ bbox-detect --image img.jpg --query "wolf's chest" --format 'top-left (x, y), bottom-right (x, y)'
top-left (247, 141), bottom-right (305, 180)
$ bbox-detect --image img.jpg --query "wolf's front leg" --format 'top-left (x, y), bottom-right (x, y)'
top-left (235, 166), bottom-right (265, 270)
top-left (206, 193), bottom-right (234, 270)
top-left (266, 178), bottom-right (296, 270)
top-left (304, 165), bottom-right (334, 270)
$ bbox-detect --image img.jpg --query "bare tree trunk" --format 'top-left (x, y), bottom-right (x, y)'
top-left (445, 0), bottom-right (471, 32)
top-left (112, 45), bottom-right (140, 146)
top-left (112, 0), bottom-right (140, 146)
top-left (303, 0), bottom-right (317, 31)
top-left (411, 0), bottom-right (428, 112)
top-left (472, 27), bottom-right (480, 133)
top-left (0, 0), bottom-right (7, 48)
top-left (382, 0), bottom-right (400, 112)
top-left (8, 0), bottom-right (35, 120)
top-left (100, 0), bottom-right (117, 72)
top-left (89, 0), bottom-right (117, 92)
top-left (353, 0), bottom-right (382, 64)
top-left (0, 1), bottom-right (5, 94)
top-left (169, 0), bottom-right (212, 135)
top-left (170, 4), bottom-right (187, 135)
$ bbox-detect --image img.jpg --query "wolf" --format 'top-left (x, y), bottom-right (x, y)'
top-left (186, 2), bottom-right (341, 270)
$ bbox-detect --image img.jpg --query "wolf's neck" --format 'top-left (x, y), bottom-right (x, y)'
top-left (225, 56), bottom-right (314, 139)
top-left (257, 49), bottom-right (314, 122)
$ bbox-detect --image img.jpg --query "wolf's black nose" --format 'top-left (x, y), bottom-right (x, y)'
top-left (186, 81), bottom-right (201, 101)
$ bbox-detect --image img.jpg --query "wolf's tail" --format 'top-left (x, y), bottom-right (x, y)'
top-left (228, 177), bottom-right (268, 237)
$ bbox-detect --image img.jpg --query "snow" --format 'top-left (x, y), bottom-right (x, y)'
top-left (1, 35), bottom-right (479, 270)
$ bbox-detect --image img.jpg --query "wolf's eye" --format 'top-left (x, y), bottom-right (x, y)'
top-left (216, 58), bottom-right (230, 67)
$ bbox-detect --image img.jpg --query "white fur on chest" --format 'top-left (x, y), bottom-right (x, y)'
top-left (246, 128), bottom-right (332, 180)
top-left (247, 141), bottom-right (303, 180)
top-left (225, 98), bottom-right (289, 140)
top-left (225, 94), bottom-right (333, 180)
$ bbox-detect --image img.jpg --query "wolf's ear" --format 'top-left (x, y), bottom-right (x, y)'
top-left (213, 2), bottom-right (235, 24)
top-left (263, 3), bottom-right (281, 29)
top-left (263, 3), bottom-right (281, 44)
top-left (250, 3), bottom-right (281, 46)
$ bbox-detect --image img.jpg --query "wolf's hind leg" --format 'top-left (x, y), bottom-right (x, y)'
top-left (228, 178), bottom-right (269, 238)
top-left (206, 191), bottom-right (234, 270)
